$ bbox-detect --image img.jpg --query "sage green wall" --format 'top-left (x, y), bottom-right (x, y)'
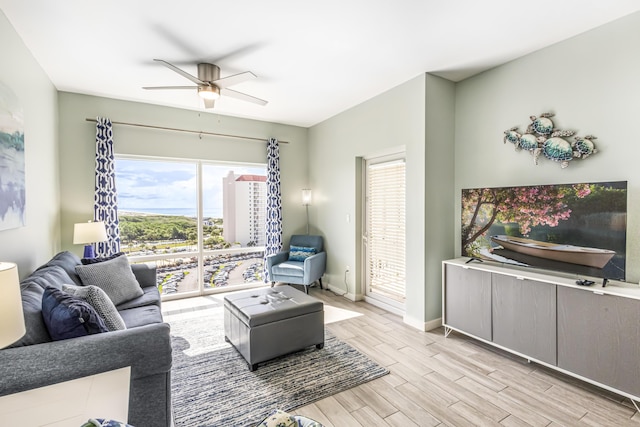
top-left (424, 74), bottom-right (456, 323)
top-left (58, 92), bottom-right (309, 255)
top-left (308, 74), bottom-right (455, 327)
top-left (0, 11), bottom-right (60, 278)
top-left (455, 12), bottom-right (640, 283)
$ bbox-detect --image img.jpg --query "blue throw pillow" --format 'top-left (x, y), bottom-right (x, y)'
top-left (41, 286), bottom-right (109, 341)
top-left (81, 251), bottom-right (125, 265)
top-left (288, 245), bottom-right (316, 262)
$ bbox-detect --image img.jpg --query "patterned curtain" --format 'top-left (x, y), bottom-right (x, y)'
top-left (264, 137), bottom-right (282, 281)
top-left (94, 117), bottom-right (121, 256)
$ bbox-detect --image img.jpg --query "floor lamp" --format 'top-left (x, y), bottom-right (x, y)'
top-left (302, 189), bottom-right (312, 235)
top-left (0, 262), bottom-right (25, 349)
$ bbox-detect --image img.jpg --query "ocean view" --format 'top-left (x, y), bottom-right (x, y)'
top-left (121, 207), bottom-right (222, 218)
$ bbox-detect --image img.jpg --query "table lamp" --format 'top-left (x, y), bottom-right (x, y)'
top-left (74, 221), bottom-right (108, 258)
top-left (0, 262), bottom-right (25, 349)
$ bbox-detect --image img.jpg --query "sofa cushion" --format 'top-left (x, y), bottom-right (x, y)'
top-left (41, 286), bottom-right (109, 340)
top-left (75, 255), bottom-right (144, 305)
top-left (10, 264), bottom-right (81, 348)
top-left (63, 284), bottom-right (126, 331)
top-left (130, 263), bottom-right (157, 289)
top-left (36, 251), bottom-right (83, 286)
top-left (118, 305), bottom-right (163, 329)
top-left (28, 265), bottom-right (77, 291)
top-left (288, 245), bottom-right (316, 262)
top-left (116, 285), bottom-right (161, 310)
top-left (9, 282), bottom-right (51, 347)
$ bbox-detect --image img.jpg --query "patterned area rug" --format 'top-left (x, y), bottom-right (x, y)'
top-left (169, 305), bottom-right (388, 427)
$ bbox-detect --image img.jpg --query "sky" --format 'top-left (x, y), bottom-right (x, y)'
top-left (115, 158), bottom-right (266, 217)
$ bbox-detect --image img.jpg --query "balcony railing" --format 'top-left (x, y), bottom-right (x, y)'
top-left (129, 246), bottom-right (265, 298)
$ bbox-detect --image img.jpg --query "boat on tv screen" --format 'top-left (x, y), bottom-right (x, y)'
top-left (461, 181), bottom-right (627, 280)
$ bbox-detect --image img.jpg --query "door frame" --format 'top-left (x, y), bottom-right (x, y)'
top-left (361, 150), bottom-right (406, 315)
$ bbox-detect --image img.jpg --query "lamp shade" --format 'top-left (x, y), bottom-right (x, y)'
top-left (73, 221), bottom-right (108, 244)
top-left (0, 262), bottom-right (25, 348)
top-left (302, 189), bottom-right (312, 206)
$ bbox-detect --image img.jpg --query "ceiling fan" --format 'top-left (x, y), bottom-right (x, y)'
top-left (143, 59), bottom-right (268, 108)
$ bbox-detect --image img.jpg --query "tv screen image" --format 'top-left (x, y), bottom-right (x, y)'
top-left (461, 181), bottom-right (627, 280)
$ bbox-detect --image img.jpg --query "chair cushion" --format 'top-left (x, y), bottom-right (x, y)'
top-left (288, 245), bottom-right (316, 262)
top-left (272, 261), bottom-right (304, 277)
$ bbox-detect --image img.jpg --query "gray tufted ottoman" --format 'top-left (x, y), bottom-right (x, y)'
top-left (224, 285), bottom-right (324, 371)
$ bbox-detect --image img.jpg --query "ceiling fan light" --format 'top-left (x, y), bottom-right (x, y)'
top-left (198, 85), bottom-right (220, 100)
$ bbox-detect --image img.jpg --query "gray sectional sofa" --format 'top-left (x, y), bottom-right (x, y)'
top-left (0, 251), bottom-right (172, 427)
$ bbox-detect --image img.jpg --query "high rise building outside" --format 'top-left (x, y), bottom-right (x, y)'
top-left (222, 171), bottom-right (267, 246)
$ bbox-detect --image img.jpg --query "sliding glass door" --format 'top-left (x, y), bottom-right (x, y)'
top-left (115, 156), bottom-right (267, 299)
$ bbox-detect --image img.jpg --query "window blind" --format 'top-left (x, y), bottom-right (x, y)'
top-left (366, 159), bottom-right (406, 303)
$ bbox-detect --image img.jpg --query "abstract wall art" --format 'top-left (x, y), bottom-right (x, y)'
top-left (0, 82), bottom-right (25, 230)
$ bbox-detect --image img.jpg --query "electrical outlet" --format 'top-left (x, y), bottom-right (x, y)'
top-left (346, 266), bottom-right (350, 272)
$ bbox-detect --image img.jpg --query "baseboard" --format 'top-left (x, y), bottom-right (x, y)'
top-left (321, 283), bottom-right (442, 332)
top-left (325, 283), bottom-right (359, 301)
top-left (403, 315), bottom-right (443, 331)
top-left (425, 317), bottom-right (443, 331)
top-left (363, 296), bottom-right (404, 316)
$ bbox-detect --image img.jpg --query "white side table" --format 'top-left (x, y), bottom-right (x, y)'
top-left (0, 366), bottom-right (130, 426)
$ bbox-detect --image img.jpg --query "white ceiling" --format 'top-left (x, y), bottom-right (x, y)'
top-left (2, 1), bottom-right (639, 128)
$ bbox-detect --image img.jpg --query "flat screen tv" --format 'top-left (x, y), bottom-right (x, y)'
top-left (461, 181), bottom-right (627, 281)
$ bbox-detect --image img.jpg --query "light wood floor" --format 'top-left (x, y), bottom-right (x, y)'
top-left (163, 287), bottom-right (640, 426)
top-left (297, 288), bottom-right (640, 427)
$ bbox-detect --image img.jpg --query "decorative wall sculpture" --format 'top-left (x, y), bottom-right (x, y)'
top-left (0, 82), bottom-right (25, 230)
top-left (503, 112), bottom-right (597, 168)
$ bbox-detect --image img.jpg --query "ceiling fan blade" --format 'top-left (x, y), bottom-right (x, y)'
top-left (213, 71), bottom-right (256, 88)
top-left (221, 88), bottom-right (268, 106)
top-left (153, 59), bottom-right (204, 85)
top-left (203, 98), bottom-right (216, 109)
top-left (143, 86), bottom-right (199, 90)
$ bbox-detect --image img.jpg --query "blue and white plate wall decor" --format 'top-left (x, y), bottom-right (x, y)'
top-left (503, 112), bottom-right (598, 168)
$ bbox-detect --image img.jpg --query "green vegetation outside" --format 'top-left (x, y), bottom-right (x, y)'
top-left (119, 214), bottom-right (232, 252)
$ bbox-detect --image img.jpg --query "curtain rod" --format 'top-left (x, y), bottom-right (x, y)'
top-left (84, 118), bottom-right (289, 144)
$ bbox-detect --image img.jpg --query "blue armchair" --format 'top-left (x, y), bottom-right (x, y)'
top-left (266, 235), bottom-right (326, 294)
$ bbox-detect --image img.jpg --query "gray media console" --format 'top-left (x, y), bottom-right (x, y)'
top-left (442, 258), bottom-right (640, 411)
